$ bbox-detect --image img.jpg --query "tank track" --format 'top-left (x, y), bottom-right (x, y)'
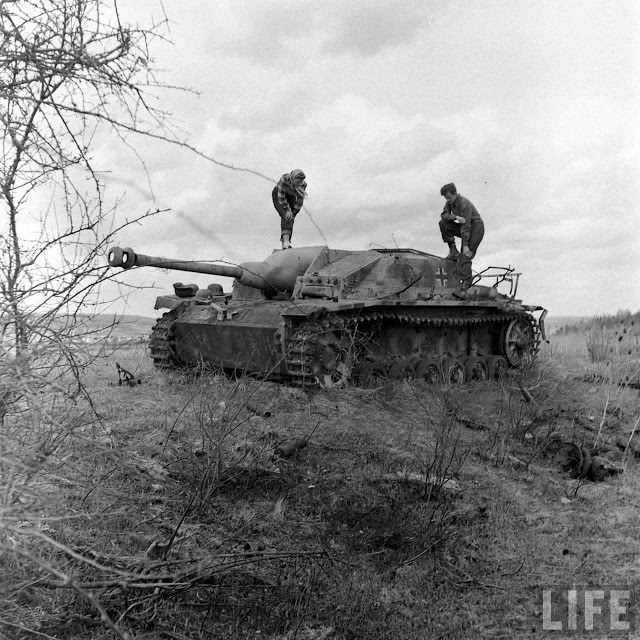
top-left (526, 313), bottom-right (543, 360)
top-left (284, 308), bottom-right (541, 387)
top-left (148, 305), bottom-right (187, 369)
top-left (147, 304), bottom-right (542, 384)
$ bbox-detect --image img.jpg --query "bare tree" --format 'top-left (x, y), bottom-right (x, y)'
top-left (0, 0), bottom-right (176, 406)
top-left (0, 3), bottom-right (184, 634)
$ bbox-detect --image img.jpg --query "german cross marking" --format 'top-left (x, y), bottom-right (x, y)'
top-left (436, 267), bottom-right (448, 287)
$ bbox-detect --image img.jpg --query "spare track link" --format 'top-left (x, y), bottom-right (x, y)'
top-left (149, 305), bottom-right (187, 369)
top-left (284, 308), bottom-right (537, 386)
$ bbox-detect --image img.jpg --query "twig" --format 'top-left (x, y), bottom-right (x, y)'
top-left (0, 618), bottom-right (60, 640)
top-left (395, 535), bottom-right (448, 570)
top-left (163, 491), bottom-right (197, 558)
top-left (8, 547), bottom-right (131, 639)
top-left (623, 416), bottom-right (640, 459)
top-left (518, 383), bottom-right (535, 405)
top-left (304, 417), bottom-right (324, 443)
top-left (453, 577), bottom-right (507, 591)
top-left (500, 559), bottom-right (526, 577)
top-left (443, 561), bottom-right (507, 591)
top-left (20, 549), bottom-right (330, 592)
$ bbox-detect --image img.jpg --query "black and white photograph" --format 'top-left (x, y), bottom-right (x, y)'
top-left (1, 1), bottom-right (638, 638)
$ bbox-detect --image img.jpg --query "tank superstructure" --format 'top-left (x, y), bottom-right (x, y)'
top-left (108, 245), bottom-right (547, 386)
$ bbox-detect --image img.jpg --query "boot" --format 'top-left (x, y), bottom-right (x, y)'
top-left (445, 242), bottom-right (459, 260)
top-left (281, 234), bottom-right (291, 250)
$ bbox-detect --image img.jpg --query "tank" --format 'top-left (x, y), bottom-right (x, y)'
top-left (107, 245), bottom-right (547, 386)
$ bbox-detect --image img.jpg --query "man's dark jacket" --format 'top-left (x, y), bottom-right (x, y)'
top-left (441, 194), bottom-right (482, 246)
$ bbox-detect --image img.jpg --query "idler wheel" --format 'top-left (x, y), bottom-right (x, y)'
top-left (501, 317), bottom-right (535, 367)
top-left (464, 357), bottom-right (488, 382)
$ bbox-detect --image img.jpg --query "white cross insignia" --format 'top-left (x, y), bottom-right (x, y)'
top-left (436, 267), bottom-right (448, 287)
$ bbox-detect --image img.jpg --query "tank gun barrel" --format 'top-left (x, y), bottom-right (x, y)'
top-left (108, 245), bottom-right (326, 294)
top-left (108, 246), bottom-right (243, 279)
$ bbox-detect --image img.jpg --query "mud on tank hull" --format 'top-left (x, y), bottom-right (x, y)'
top-left (148, 296), bottom-right (543, 387)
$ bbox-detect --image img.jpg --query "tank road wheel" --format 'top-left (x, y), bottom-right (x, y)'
top-left (442, 358), bottom-right (465, 384)
top-left (369, 360), bottom-right (389, 385)
top-left (487, 355), bottom-right (508, 380)
top-left (352, 358), bottom-right (387, 386)
top-left (312, 333), bottom-right (352, 388)
top-left (501, 317), bottom-right (536, 367)
top-left (352, 359), bottom-right (374, 385)
top-left (415, 359), bottom-right (442, 384)
top-left (388, 358), bottom-right (414, 380)
top-left (464, 357), bottom-right (488, 382)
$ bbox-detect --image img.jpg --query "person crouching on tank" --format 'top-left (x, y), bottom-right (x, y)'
top-left (272, 169), bottom-right (307, 250)
top-left (438, 182), bottom-right (485, 298)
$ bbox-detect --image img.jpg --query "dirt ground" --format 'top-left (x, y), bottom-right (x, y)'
top-left (1, 332), bottom-right (639, 639)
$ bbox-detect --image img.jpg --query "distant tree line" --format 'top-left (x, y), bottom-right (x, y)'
top-left (553, 309), bottom-right (639, 336)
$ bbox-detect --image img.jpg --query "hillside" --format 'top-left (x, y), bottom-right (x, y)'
top-left (76, 314), bottom-right (157, 338)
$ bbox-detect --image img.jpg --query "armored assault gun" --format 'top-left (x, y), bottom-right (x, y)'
top-left (108, 245), bottom-right (547, 386)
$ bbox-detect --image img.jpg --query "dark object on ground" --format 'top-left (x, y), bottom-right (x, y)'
top-left (245, 399), bottom-right (272, 417)
top-left (115, 362), bottom-right (141, 387)
top-left (555, 441), bottom-right (623, 481)
top-left (108, 244), bottom-right (546, 387)
top-left (588, 455), bottom-right (624, 481)
top-left (274, 438), bottom-right (308, 459)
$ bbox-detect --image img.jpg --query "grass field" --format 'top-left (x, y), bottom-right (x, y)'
top-left (1, 317), bottom-right (639, 639)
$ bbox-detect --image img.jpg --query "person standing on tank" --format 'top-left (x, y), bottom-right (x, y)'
top-left (272, 169), bottom-right (307, 250)
top-left (438, 182), bottom-right (485, 297)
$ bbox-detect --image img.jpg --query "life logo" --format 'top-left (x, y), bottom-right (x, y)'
top-left (541, 587), bottom-right (634, 634)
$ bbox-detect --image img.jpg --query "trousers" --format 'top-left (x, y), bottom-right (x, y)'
top-left (272, 190), bottom-right (297, 239)
top-left (439, 218), bottom-right (485, 288)
top-left (439, 218), bottom-right (485, 254)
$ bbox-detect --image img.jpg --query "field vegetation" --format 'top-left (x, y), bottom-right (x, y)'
top-left (7, 3), bottom-right (639, 638)
top-left (1, 313), bottom-right (639, 639)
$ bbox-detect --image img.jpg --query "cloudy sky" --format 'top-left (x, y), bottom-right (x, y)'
top-left (104, 0), bottom-right (639, 318)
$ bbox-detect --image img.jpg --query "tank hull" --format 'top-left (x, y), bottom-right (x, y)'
top-left (149, 296), bottom-right (542, 385)
top-left (171, 303), bottom-right (287, 373)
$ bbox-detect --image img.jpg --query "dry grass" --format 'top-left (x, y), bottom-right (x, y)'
top-left (1, 327), bottom-right (640, 639)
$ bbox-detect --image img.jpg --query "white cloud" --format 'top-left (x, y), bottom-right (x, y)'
top-left (196, 0), bottom-right (443, 60)
top-left (97, 0), bottom-right (640, 318)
